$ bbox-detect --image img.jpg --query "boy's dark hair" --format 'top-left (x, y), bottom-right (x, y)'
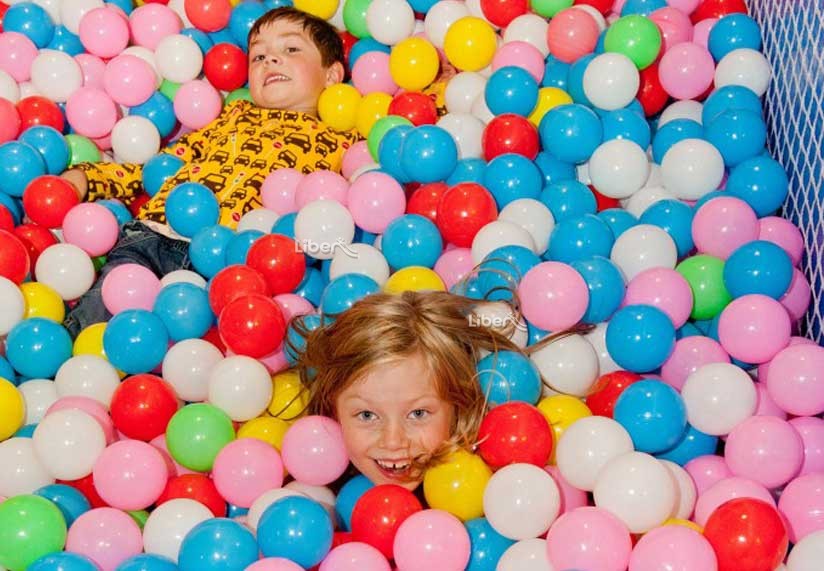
top-left (248, 7), bottom-right (344, 68)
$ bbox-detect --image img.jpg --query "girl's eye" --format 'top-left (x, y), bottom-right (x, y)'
top-left (410, 409), bottom-right (429, 420)
top-left (286, 46), bottom-right (300, 53)
top-left (357, 411), bottom-right (376, 422)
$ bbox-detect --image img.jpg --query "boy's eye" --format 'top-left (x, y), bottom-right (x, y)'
top-left (356, 411), bottom-right (376, 421)
top-left (409, 409), bottom-right (429, 420)
top-left (252, 54), bottom-right (265, 62)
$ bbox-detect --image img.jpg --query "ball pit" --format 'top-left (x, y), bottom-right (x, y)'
top-left (0, 0), bottom-right (821, 569)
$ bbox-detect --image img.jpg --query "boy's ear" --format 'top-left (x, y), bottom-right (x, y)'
top-left (325, 62), bottom-right (345, 86)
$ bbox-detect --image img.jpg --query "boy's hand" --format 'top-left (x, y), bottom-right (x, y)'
top-left (61, 169), bottom-right (88, 201)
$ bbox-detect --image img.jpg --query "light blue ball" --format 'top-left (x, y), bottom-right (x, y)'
top-left (34, 483), bottom-right (91, 527)
top-left (4, 2), bottom-right (54, 48)
top-left (708, 14), bottom-right (762, 61)
top-left (178, 518), bottom-right (258, 571)
top-left (166, 182), bottom-right (220, 238)
top-left (336, 474), bottom-right (375, 531)
top-left (189, 224), bottom-right (233, 279)
top-left (571, 256), bottom-right (626, 324)
top-left (142, 153), bottom-right (185, 198)
top-left (652, 119), bottom-right (703, 164)
top-left (28, 553), bottom-right (99, 571)
top-left (704, 109), bottom-right (766, 167)
top-left (614, 379), bottom-right (687, 453)
top-left (0, 141), bottom-right (47, 197)
top-left (533, 151), bottom-right (576, 187)
top-left (656, 423), bottom-right (718, 466)
top-left (257, 496), bottom-right (334, 569)
top-left (723, 239), bottom-right (793, 299)
top-left (726, 155), bottom-right (788, 217)
top-left (639, 199), bottom-right (695, 258)
top-left (485, 66), bottom-right (540, 117)
top-left (597, 207), bottom-right (638, 239)
top-left (319, 273), bottom-right (379, 323)
top-left (381, 213), bottom-right (443, 270)
top-left (103, 309), bottom-right (170, 374)
top-left (18, 125), bottom-right (69, 175)
top-left (477, 350), bottom-right (542, 406)
top-left (153, 282), bottom-right (214, 342)
top-left (399, 125), bottom-right (458, 184)
top-left (539, 179), bottom-right (597, 223)
top-left (606, 304), bottom-right (676, 373)
top-left (115, 554), bottom-right (178, 571)
top-left (447, 157), bottom-right (487, 186)
top-left (601, 107), bottom-right (651, 149)
top-left (539, 104), bottom-right (603, 165)
top-left (466, 518), bottom-right (516, 571)
top-left (483, 153), bottom-right (542, 209)
top-left (6, 317), bottom-right (72, 379)
top-left (546, 214), bottom-right (614, 264)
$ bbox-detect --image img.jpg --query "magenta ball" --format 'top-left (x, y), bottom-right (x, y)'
top-left (392, 509), bottom-right (470, 571)
top-left (62, 203), bottom-right (120, 257)
top-left (628, 525), bottom-right (717, 571)
top-left (693, 476), bottom-right (774, 527)
top-left (211, 438), bottom-right (285, 508)
top-left (660, 336), bottom-right (729, 391)
top-left (546, 507), bottom-right (632, 571)
top-left (101, 263), bottom-right (162, 315)
top-left (717, 294), bottom-right (791, 364)
top-left (724, 415), bottom-right (804, 489)
top-left (778, 474), bottom-right (824, 543)
top-left (281, 415), bottom-right (349, 486)
top-left (92, 440), bottom-right (169, 511)
top-left (658, 42), bottom-right (715, 100)
top-left (346, 171), bottom-right (406, 234)
top-left (692, 196), bottom-right (759, 259)
top-left (518, 261), bottom-right (589, 331)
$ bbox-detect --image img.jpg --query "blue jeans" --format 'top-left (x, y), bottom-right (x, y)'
top-left (63, 220), bottom-right (192, 338)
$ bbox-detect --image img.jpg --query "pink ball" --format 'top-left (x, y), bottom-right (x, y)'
top-left (129, 4), bottom-right (183, 51)
top-left (101, 263), bottom-right (162, 315)
top-left (212, 438), bottom-right (285, 508)
top-left (174, 79), bottom-right (223, 130)
top-left (261, 168), bottom-right (303, 214)
top-left (319, 542), bottom-right (391, 571)
top-left (691, 18), bottom-right (717, 48)
top-left (778, 474), bottom-right (824, 543)
top-left (623, 267), bottom-right (693, 328)
top-left (649, 7), bottom-right (694, 52)
top-left (393, 510), bottom-right (470, 571)
top-left (692, 197), bottom-right (759, 259)
top-left (658, 42), bottom-right (715, 100)
top-left (149, 434), bottom-right (197, 477)
top-left (47, 396), bottom-right (118, 445)
top-left (103, 54), bottom-right (157, 107)
top-left (789, 417), bottom-right (824, 477)
top-left (346, 171), bottom-right (406, 233)
top-left (273, 293), bottom-right (316, 322)
top-left (433, 247), bottom-right (475, 291)
top-left (351, 51), bottom-right (398, 95)
top-left (780, 268), bottom-right (811, 322)
top-left (764, 344), bottom-right (824, 417)
top-left (62, 203), bottom-right (119, 257)
top-left (0, 32), bottom-right (38, 82)
top-left (257, 346), bottom-right (290, 375)
top-left (341, 141), bottom-right (374, 180)
top-left (684, 454), bottom-right (732, 495)
top-left (545, 465), bottom-right (588, 516)
top-left (756, 335), bottom-right (816, 382)
top-left (66, 508), bottom-right (143, 571)
top-left (628, 525), bottom-right (718, 571)
top-left (693, 476), bottom-right (774, 526)
top-left (667, 0), bottom-right (701, 14)
top-left (92, 440), bottom-right (169, 511)
top-left (281, 415), bottom-right (349, 486)
top-left (518, 261), bottom-right (589, 331)
top-left (753, 382), bottom-right (787, 419)
top-left (758, 216), bottom-right (804, 266)
top-left (492, 41), bottom-right (545, 82)
top-left (546, 9), bottom-right (600, 64)
top-left (717, 294), bottom-right (791, 364)
top-left (79, 7), bottom-right (130, 59)
top-left (724, 415), bottom-right (804, 489)
top-left (75, 53), bottom-right (107, 90)
top-left (247, 559), bottom-right (306, 571)
top-left (92, 132), bottom-right (113, 151)
top-left (0, 99), bottom-right (19, 144)
top-left (660, 335), bottom-right (729, 391)
top-left (294, 170), bottom-right (349, 209)
top-left (546, 507), bottom-right (632, 571)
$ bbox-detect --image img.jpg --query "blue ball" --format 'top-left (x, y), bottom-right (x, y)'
top-left (485, 66), bottom-right (540, 117)
top-left (539, 179), bottom-right (597, 223)
top-left (34, 483), bottom-right (91, 527)
top-left (106, 0), bottom-right (134, 15)
top-left (6, 318), bottom-right (72, 379)
top-left (702, 85), bottom-right (762, 124)
top-left (153, 282), bottom-right (214, 341)
top-left (131, 92), bottom-right (176, 139)
top-left (451, 276), bottom-right (485, 300)
top-left (227, 504), bottom-right (249, 518)
top-left (319, 273), bottom-right (380, 323)
top-left (614, 379), bottom-right (687, 453)
top-left (693, 189), bottom-right (726, 211)
top-left (115, 554), bottom-right (178, 571)
top-left (189, 224), bottom-right (233, 279)
top-left (726, 155), bottom-right (788, 217)
top-left (18, 125), bottom-right (69, 175)
top-left (166, 182), bottom-right (220, 238)
top-left (533, 151), bottom-right (576, 187)
top-left (527, 320), bottom-right (551, 345)
top-left (0, 192), bottom-right (23, 224)
top-left (98, 199), bottom-right (133, 225)
top-left (399, 125), bottom-right (458, 183)
top-left (263, 0), bottom-right (293, 9)
top-left (103, 309), bottom-right (170, 374)
top-left (143, 154), bottom-right (185, 198)
top-left (597, 208), bottom-right (638, 239)
top-left (566, 55), bottom-right (595, 107)
top-left (179, 518), bottom-right (258, 571)
top-left (466, 518), bottom-right (516, 571)
top-left (723, 239), bottom-right (793, 299)
top-left (46, 25), bottom-right (84, 55)
top-left (601, 108), bottom-right (651, 149)
top-left (539, 104), bottom-right (603, 165)
top-left (483, 153), bottom-right (542, 209)
top-left (0, 141), bottom-right (47, 197)
top-left (639, 199), bottom-right (695, 258)
top-left (656, 423), bottom-right (718, 466)
top-left (378, 124), bottom-right (413, 183)
top-left (606, 304), bottom-right (676, 373)
top-left (257, 496), bottom-right (334, 568)
top-left (546, 214), bottom-right (614, 263)
top-left (181, 27), bottom-right (214, 56)
top-left (571, 256), bottom-right (626, 324)
top-left (336, 474), bottom-right (375, 531)
top-left (208, 27), bottom-right (239, 48)
top-left (621, 0), bottom-right (667, 15)
top-left (229, 1), bottom-right (267, 46)
top-left (15, 423), bottom-right (37, 437)
top-left (349, 38), bottom-right (391, 70)
top-left (542, 55), bottom-right (570, 89)
top-left (651, 119), bottom-right (703, 164)
top-left (4, 2), bottom-right (54, 48)
top-left (381, 214), bottom-right (443, 269)
top-left (675, 321), bottom-right (703, 339)
top-left (284, 312), bottom-right (321, 364)
top-left (447, 157), bottom-right (487, 185)
top-left (225, 229), bottom-right (264, 265)
top-left (478, 245), bottom-right (542, 301)
top-left (0, 355), bottom-right (17, 385)
top-left (704, 109), bottom-right (766, 167)
top-left (477, 350), bottom-right (542, 406)
top-left (272, 211), bottom-right (297, 238)
top-left (409, 0), bottom-right (439, 12)
top-left (293, 267), bottom-right (326, 306)
top-left (708, 14), bottom-right (762, 61)
top-left (28, 553), bottom-right (100, 571)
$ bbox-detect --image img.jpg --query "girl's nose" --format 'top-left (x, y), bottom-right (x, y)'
top-left (380, 421), bottom-right (409, 451)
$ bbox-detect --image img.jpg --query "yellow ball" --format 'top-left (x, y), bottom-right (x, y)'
top-left (390, 37), bottom-right (440, 91)
top-left (0, 377), bottom-right (24, 440)
top-left (662, 518), bottom-right (703, 533)
top-left (384, 266), bottom-right (446, 294)
top-left (20, 282), bottom-right (65, 322)
top-left (423, 449), bottom-right (492, 521)
top-left (73, 322), bottom-right (108, 358)
top-left (444, 17), bottom-right (498, 72)
top-left (238, 416), bottom-right (291, 451)
top-left (355, 92), bottom-right (392, 138)
top-left (268, 371), bottom-right (309, 420)
top-left (529, 87), bottom-right (574, 127)
top-left (293, 0), bottom-right (339, 20)
top-left (537, 394), bottom-right (592, 463)
top-left (319, 83), bottom-right (362, 132)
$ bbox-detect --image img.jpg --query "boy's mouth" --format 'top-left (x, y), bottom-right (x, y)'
top-left (264, 73), bottom-right (290, 85)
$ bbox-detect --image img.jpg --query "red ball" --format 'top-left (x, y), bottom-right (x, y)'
top-left (585, 370), bottom-right (643, 417)
top-left (704, 498), bottom-right (788, 571)
top-left (388, 92), bottom-right (438, 126)
top-left (183, 0), bottom-right (231, 32)
top-left (201, 325), bottom-right (227, 353)
top-left (204, 43), bottom-right (248, 92)
top-left (637, 62), bottom-right (669, 117)
top-left (156, 473), bottom-right (227, 517)
top-left (208, 264), bottom-right (270, 315)
top-left (480, 0), bottom-right (528, 27)
top-left (22, 175), bottom-right (80, 229)
top-left (339, 31), bottom-right (358, 71)
top-left (13, 222), bottom-right (58, 269)
top-left (691, 0), bottom-right (748, 23)
top-left (0, 2), bottom-right (8, 31)
top-left (436, 183), bottom-right (498, 247)
top-left (57, 473), bottom-right (109, 508)
top-left (0, 229), bottom-right (29, 284)
top-left (110, 374), bottom-right (180, 441)
top-left (246, 233), bottom-right (306, 295)
top-left (574, 0), bottom-right (614, 15)
top-left (0, 97), bottom-right (20, 143)
top-left (16, 96), bottom-right (64, 132)
top-left (477, 402), bottom-right (553, 469)
top-left (0, 206), bottom-right (14, 233)
top-left (406, 182), bottom-right (447, 223)
top-left (482, 113), bottom-right (540, 161)
top-left (351, 484), bottom-right (423, 560)
top-left (218, 293), bottom-right (286, 358)
top-left (591, 185), bottom-right (621, 211)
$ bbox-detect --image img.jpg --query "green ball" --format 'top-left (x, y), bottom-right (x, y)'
top-left (128, 510), bottom-right (150, 530)
top-left (65, 134), bottom-right (101, 166)
top-left (226, 87), bottom-right (252, 105)
top-left (367, 115), bottom-right (413, 161)
top-left (92, 255), bottom-right (107, 272)
top-left (530, 0), bottom-right (574, 17)
top-left (166, 403), bottom-right (235, 472)
top-left (160, 79), bottom-right (181, 102)
top-left (676, 254), bottom-right (732, 320)
top-left (343, 0), bottom-right (371, 39)
top-left (0, 495), bottom-right (67, 571)
top-left (604, 15), bottom-right (662, 70)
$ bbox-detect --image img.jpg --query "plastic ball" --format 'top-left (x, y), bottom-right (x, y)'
top-left (714, 47), bottom-right (771, 97)
top-left (703, 498), bottom-right (787, 571)
top-left (389, 37), bottom-right (439, 91)
top-left (476, 350), bottom-right (542, 406)
top-left (477, 402), bottom-right (553, 468)
top-left (583, 53), bottom-right (640, 111)
top-left (257, 496), bottom-right (334, 567)
top-left (0, 495), bottom-right (68, 571)
top-left (165, 403), bottom-right (235, 473)
top-left (318, 83), bottom-right (362, 132)
top-left (482, 463), bottom-right (561, 540)
top-left (178, 518), bottom-right (258, 571)
top-left (218, 294), bottom-right (286, 358)
top-left (485, 66), bottom-right (539, 117)
top-left (444, 16), bottom-right (497, 72)
top-left (614, 379), bottom-right (687, 453)
top-left (658, 42), bottom-right (715, 100)
top-left (0, 141), bottom-right (47, 198)
top-left (604, 14), bottom-right (662, 70)
top-left (680, 362), bottom-right (757, 436)
top-left (606, 304), bottom-right (676, 373)
top-left (103, 309), bottom-right (170, 375)
top-left (539, 103), bottom-right (602, 164)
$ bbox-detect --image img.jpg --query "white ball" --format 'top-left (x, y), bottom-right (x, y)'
top-left (498, 198), bottom-right (554, 256)
top-left (60, 0), bottom-right (104, 34)
top-left (465, 0), bottom-right (498, 28)
top-left (112, 116), bottom-right (161, 164)
top-left (236, 208), bottom-right (280, 233)
top-left (583, 53), bottom-right (640, 111)
top-left (34, 0), bottom-right (62, 24)
top-left (572, 4), bottom-right (607, 31)
top-left (160, 270), bottom-right (207, 289)
top-left (121, 45), bottom-right (162, 88)
top-left (788, 529), bottom-right (824, 571)
top-left (658, 100), bottom-right (704, 126)
top-left (497, 538), bottom-right (553, 571)
top-left (556, 416), bottom-right (634, 491)
top-left (661, 459), bottom-right (697, 520)
top-left (0, 437), bottom-right (54, 497)
top-left (471, 220), bottom-right (536, 264)
top-left (30, 50), bottom-right (83, 103)
top-left (0, 276), bottom-right (25, 336)
top-left (294, 199), bottom-right (356, 261)
top-left (162, 338), bottom-right (224, 402)
top-left (33, 408), bottom-right (106, 480)
top-left (661, 138), bottom-right (725, 201)
top-left (437, 112), bottom-right (485, 159)
top-left (530, 334), bottom-right (600, 397)
top-left (18, 81), bottom-right (42, 99)
top-left (329, 243), bottom-right (390, 286)
top-left (621, 185), bottom-right (677, 219)
top-left (143, 499), bottom-right (213, 563)
top-left (284, 481), bottom-right (338, 525)
top-left (34, 243), bottom-right (96, 301)
top-left (483, 463), bottom-right (561, 540)
top-left (610, 224), bottom-right (677, 282)
top-left (54, 355), bottom-right (121, 408)
top-left (166, 0), bottom-right (193, 28)
top-left (0, 69), bottom-right (21, 103)
top-left (593, 452), bottom-right (677, 533)
top-left (680, 362), bottom-right (757, 436)
top-left (366, 0), bottom-right (415, 45)
top-left (470, 92), bottom-right (496, 124)
top-left (207, 356), bottom-right (273, 422)
top-left (19, 379), bottom-right (58, 425)
top-left (588, 139), bottom-right (650, 199)
top-left (503, 14), bottom-right (550, 57)
top-left (584, 322), bottom-right (621, 374)
top-left (424, 0), bottom-right (470, 49)
top-left (471, 301), bottom-right (528, 348)
top-left (714, 48), bottom-right (771, 97)
top-left (445, 72), bottom-right (486, 114)
top-left (247, 488), bottom-right (306, 531)
top-left (155, 34), bottom-right (203, 84)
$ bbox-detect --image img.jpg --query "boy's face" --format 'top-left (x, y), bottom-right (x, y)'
top-left (335, 353), bottom-right (454, 491)
top-left (248, 20), bottom-right (343, 115)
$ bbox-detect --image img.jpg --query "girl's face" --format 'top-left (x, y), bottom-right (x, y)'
top-left (334, 353), bottom-right (454, 490)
